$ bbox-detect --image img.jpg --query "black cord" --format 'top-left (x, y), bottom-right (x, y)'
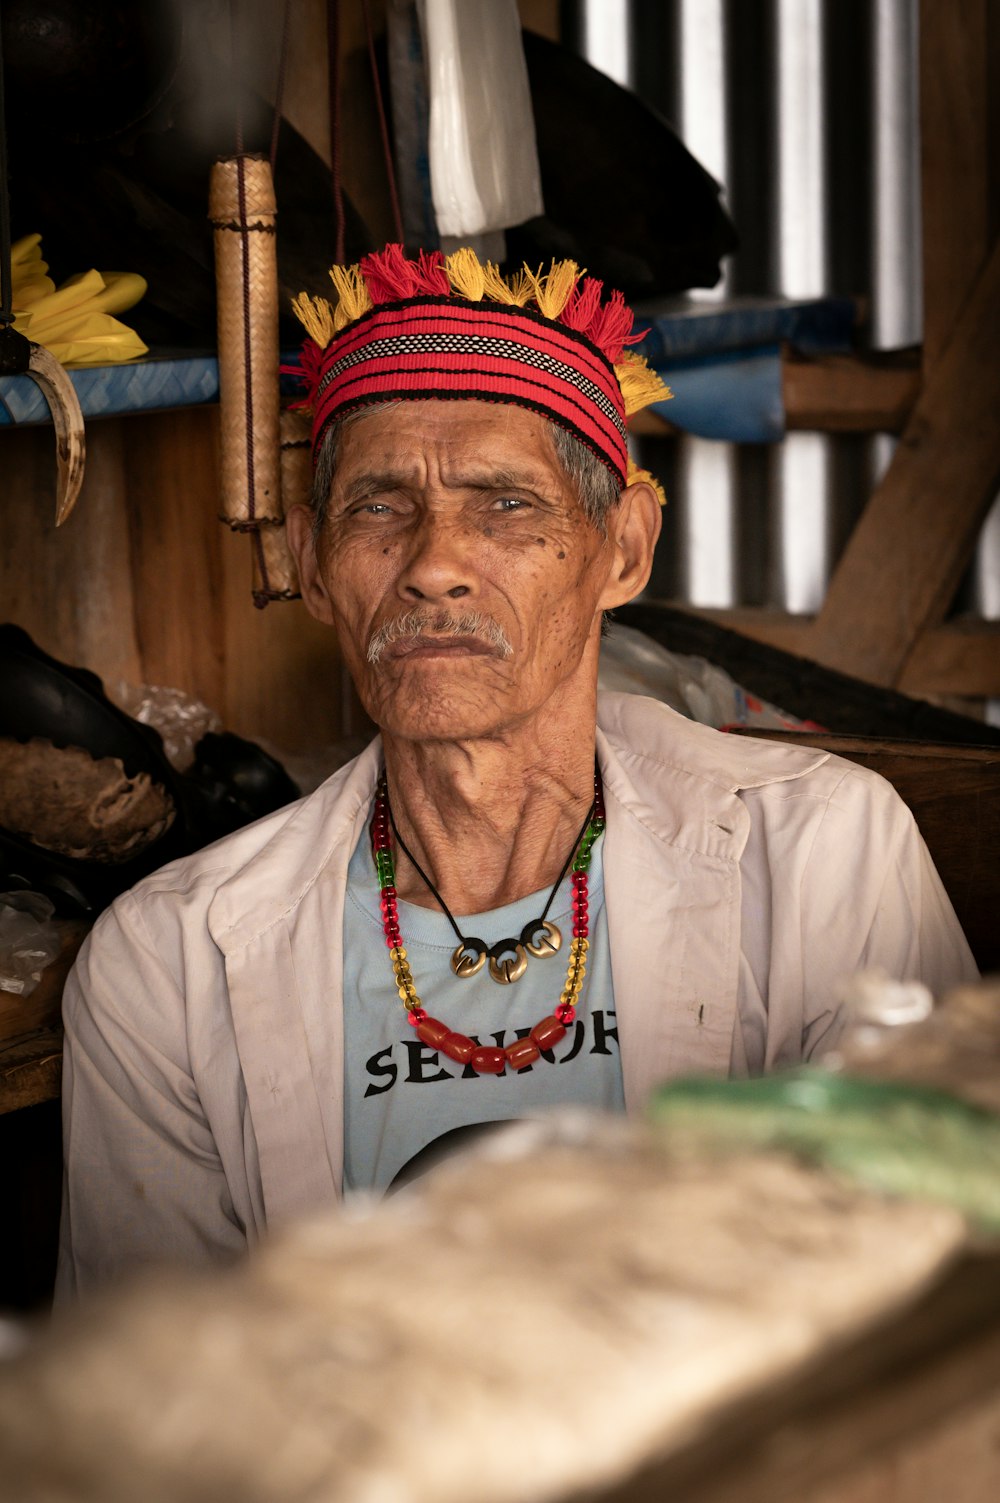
top-left (385, 776), bottom-right (598, 947)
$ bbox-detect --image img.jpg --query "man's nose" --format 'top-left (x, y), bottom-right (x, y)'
top-left (396, 513), bottom-right (477, 603)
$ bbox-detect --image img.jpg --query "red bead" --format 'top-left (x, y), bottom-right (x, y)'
top-left (385, 931), bottom-right (401, 948)
top-left (572, 924), bottom-right (586, 937)
top-left (440, 1031), bottom-right (475, 1064)
top-left (530, 1015), bottom-right (567, 1051)
top-left (572, 871), bottom-right (586, 887)
top-left (416, 1016), bottom-right (450, 1048)
top-left (470, 1046), bottom-right (506, 1075)
top-left (555, 1003), bottom-right (576, 1024)
top-left (505, 1037), bottom-right (540, 1070)
top-left (406, 1008), bottom-right (426, 1026)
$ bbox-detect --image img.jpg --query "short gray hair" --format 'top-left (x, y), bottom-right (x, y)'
top-left (310, 405), bottom-right (622, 537)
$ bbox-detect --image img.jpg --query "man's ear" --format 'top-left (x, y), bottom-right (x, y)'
top-left (599, 480), bottom-right (662, 611)
top-left (286, 504), bottom-right (336, 626)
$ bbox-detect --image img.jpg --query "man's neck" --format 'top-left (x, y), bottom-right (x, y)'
top-left (380, 688), bottom-right (600, 917)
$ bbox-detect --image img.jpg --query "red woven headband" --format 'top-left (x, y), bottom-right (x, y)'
top-left (290, 246), bottom-right (670, 492)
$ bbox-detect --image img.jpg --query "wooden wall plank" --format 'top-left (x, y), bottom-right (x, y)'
top-left (806, 239), bottom-right (1000, 686)
top-left (121, 409), bottom-right (227, 712)
top-left (0, 422), bottom-right (142, 690)
top-left (220, 525), bottom-right (359, 755)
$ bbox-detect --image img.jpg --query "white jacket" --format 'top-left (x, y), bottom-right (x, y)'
top-left (58, 694), bottom-right (976, 1295)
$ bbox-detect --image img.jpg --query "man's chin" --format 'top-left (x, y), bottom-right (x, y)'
top-left (361, 662), bottom-right (518, 737)
top-left (376, 706), bottom-right (510, 743)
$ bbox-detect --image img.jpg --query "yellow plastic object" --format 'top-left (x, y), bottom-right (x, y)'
top-left (10, 234), bottom-right (149, 368)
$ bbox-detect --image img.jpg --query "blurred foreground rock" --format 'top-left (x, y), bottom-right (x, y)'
top-left (0, 1114), bottom-right (967, 1503)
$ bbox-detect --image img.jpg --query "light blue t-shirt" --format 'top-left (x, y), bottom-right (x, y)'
top-left (342, 829), bottom-right (623, 1193)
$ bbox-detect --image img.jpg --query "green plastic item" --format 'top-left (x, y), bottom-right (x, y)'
top-left (648, 1071), bottom-right (1000, 1232)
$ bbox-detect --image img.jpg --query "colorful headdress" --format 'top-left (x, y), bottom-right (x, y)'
top-left (289, 245), bottom-right (670, 499)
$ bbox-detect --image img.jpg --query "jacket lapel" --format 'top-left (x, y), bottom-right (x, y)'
top-left (208, 742), bottom-right (381, 1224)
top-left (596, 694), bottom-right (827, 1108)
top-left (600, 727), bottom-right (748, 1107)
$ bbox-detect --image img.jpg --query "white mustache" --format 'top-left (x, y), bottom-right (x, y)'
top-left (366, 609), bottom-right (513, 664)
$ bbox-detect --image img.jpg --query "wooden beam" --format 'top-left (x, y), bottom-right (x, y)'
top-left (684, 607), bottom-right (1000, 699)
top-left (900, 617), bottom-right (1000, 697)
top-left (920, 0), bottom-right (992, 369)
top-left (781, 351), bottom-right (920, 433)
top-left (805, 238), bottom-right (1000, 686)
top-left (679, 607), bottom-right (817, 658)
top-left (627, 352), bottom-right (921, 438)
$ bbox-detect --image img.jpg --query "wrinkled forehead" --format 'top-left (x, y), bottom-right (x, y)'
top-left (328, 399), bottom-right (569, 493)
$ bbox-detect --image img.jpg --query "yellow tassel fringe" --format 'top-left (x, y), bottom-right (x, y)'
top-left (615, 349), bottom-right (671, 417)
top-left (627, 460), bottom-right (668, 508)
top-left (291, 292), bottom-right (336, 348)
top-left (445, 247), bottom-right (487, 302)
top-left (329, 263), bottom-right (373, 330)
top-left (523, 258), bottom-right (581, 319)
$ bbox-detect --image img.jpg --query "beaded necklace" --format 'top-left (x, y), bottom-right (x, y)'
top-left (371, 768), bottom-right (606, 1075)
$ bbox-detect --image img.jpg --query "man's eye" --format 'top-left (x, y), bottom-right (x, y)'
top-left (494, 495), bottom-right (530, 512)
top-left (349, 501), bottom-right (393, 516)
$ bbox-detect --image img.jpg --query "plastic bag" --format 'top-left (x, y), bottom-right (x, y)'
top-left (111, 682), bottom-right (222, 773)
top-left (0, 891), bottom-right (60, 997)
top-left (421, 0), bottom-right (544, 236)
top-left (598, 622), bottom-right (824, 731)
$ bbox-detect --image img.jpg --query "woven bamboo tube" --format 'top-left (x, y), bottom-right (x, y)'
top-left (251, 523), bottom-right (300, 605)
top-left (250, 409), bottom-right (310, 604)
top-left (278, 406), bottom-right (312, 514)
top-left (209, 155), bottom-right (282, 528)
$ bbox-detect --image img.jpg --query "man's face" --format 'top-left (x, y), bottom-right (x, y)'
top-left (292, 401), bottom-right (631, 742)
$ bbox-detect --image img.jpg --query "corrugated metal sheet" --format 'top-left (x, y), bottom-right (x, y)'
top-left (568, 0), bottom-right (999, 645)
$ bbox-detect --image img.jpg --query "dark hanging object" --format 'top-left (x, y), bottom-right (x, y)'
top-left (1, 0), bottom-right (373, 349)
top-left (505, 31), bottom-right (739, 299)
top-left (0, 0), bottom-right (183, 145)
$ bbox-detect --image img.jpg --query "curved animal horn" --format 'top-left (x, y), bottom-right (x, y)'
top-left (26, 342), bottom-right (86, 525)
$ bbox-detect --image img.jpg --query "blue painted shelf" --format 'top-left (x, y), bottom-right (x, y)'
top-left (0, 296), bottom-right (855, 445)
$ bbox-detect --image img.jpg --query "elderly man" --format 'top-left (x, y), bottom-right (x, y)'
top-left (58, 246), bottom-right (976, 1295)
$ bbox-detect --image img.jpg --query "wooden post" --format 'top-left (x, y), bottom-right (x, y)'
top-left (919, 0), bottom-right (993, 370)
top-left (806, 240), bottom-right (1000, 684)
top-left (805, 0), bottom-right (999, 686)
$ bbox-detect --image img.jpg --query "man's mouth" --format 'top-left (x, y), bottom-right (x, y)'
top-left (367, 610), bottom-right (514, 665)
top-left (386, 634), bottom-right (498, 659)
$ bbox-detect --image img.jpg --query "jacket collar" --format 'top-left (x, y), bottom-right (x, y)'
top-left (207, 737), bottom-right (383, 954)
